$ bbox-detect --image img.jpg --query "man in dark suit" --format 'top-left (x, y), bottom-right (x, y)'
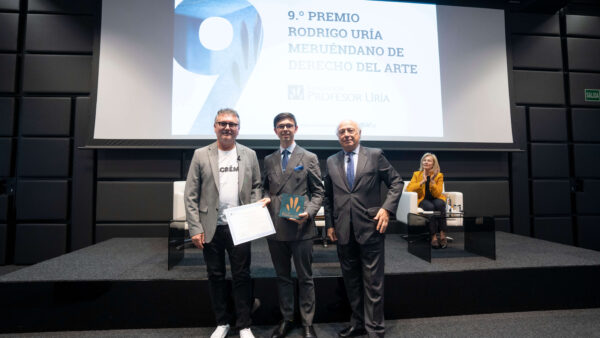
top-left (262, 113), bottom-right (324, 338)
top-left (324, 120), bottom-right (403, 338)
top-left (184, 108), bottom-right (267, 338)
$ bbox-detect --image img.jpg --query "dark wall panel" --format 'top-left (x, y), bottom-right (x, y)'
top-left (26, 14), bottom-right (93, 52)
top-left (0, 138), bottom-right (12, 177)
top-left (0, 97), bottom-right (14, 136)
top-left (569, 73), bottom-right (600, 107)
top-left (20, 97), bottom-right (71, 136)
top-left (96, 182), bottom-right (172, 221)
top-left (566, 15), bottom-right (600, 37)
top-left (531, 180), bottom-right (571, 215)
top-left (14, 224), bottom-right (66, 264)
top-left (530, 144), bottom-right (570, 178)
top-left (95, 224), bottom-right (168, 242)
top-left (28, 0), bottom-right (96, 14)
top-left (97, 150), bottom-right (182, 179)
top-left (71, 97), bottom-right (94, 250)
top-left (0, 0), bottom-right (19, 10)
top-left (16, 180), bottom-right (69, 220)
top-left (576, 180), bottom-right (600, 214)
top-left (512, 36), bottom-right (562, 70)
top-left (511, 106), bottom-right (531, 236)
top-left (495, 217), bottom-right (510, 233)
top-left (529, 107), bottom-right (567, 141)
top-left (568, 38), bottom-right (600, 71)
top-left (513, 71), bottom-right (564, 105)
top-left (444, 181), bottom-right (510, 218)
top-left (0, 53), bottom-right (16, 92)
top-left (0, 13), bottom-right (18, 51)
top-left (573, 144), bottom-right (600, 178)
top-left (572, 109), bottom-right (600, 142)
top-left (390, 151), bottom-right (509, 180)
top-left (577, 216), bottom-right (600, 251)
top-left (0, 195), bottom-right (6, 221)
top-left (510, 14), bottom-right (559, 35)
top-left (533, 217), bottom-right (573, 245)
top-left (0, 223), bottom-right (5, 264)
top-left (18, 138), bottom-right (71, 177)
top-left (23, 55), bottom-right (92, 93)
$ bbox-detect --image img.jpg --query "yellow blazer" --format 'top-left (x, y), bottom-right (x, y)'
top-left (405, 171), bottom-right (446, 206)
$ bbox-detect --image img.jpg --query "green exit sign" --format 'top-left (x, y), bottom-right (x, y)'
top-left (585, 89), bottom-right (600, 102)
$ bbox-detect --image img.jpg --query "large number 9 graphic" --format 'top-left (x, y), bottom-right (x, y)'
top-left (174, 0), bottom-right (263, 133)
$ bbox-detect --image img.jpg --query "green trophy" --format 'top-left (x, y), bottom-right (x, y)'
top-left (279, 193), bottom-right (305, 220)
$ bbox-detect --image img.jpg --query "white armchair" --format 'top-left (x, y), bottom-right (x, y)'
top-left (172, 181), bottom-right (188, 229)
top-left (169, 181), bottom-right (188, 269)
top-left (396, 181), bottom-right (463, 226)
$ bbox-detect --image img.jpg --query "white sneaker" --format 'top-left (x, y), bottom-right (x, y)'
top-left (239, 327), bottom-right (255, 338)
top-left (210, 324), bottom-right (230, 338)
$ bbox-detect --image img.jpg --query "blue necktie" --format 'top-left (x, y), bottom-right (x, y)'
top-left (282, 149), bottom-right (289, 171)
top-left (346, 151), bottom-right (355, 189)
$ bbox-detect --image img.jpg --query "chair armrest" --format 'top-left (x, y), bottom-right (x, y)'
top-left (173, 192), bottom-right (186, 220)
top-left (397, 191), bottom-right (419, 224)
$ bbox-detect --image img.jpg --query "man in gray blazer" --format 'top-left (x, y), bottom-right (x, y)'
top-left (324, 120), bottom-right (403, 338)
top-left (184, 108), bottom-right (266, 338)
top-left (262, 113), bottom-right (324, 338)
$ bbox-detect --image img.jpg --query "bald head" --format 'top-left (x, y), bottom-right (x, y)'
top-left (337, 120), bottom-right (361, 152)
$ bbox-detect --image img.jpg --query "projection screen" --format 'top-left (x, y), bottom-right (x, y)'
top-left (89, 0), bottom-right (515, 149)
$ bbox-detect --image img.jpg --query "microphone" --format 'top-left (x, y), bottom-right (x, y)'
top-left (237, 155), bottom-right (241, 161)
top-left (426, 175), bottom-right (430, 182)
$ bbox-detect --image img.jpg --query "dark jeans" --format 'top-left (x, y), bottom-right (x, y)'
top-left (203, 225), bottom-right (252, 329)
top-left (419, 198), bottom-right (447, 234)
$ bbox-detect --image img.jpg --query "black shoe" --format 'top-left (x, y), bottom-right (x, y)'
top-left (338, 325), bottom-right (367, 337)
top-left (271, 320), bottom-right (294, 338)
top-left (303, 325), bottom-right (317, 338)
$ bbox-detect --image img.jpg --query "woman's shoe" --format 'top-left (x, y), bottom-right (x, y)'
top-left (439, 237), bottom-right (448, 249)
top-left (431, 237), bottom-right (440, 249)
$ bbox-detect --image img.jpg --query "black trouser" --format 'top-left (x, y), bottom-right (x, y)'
top-left (419, 198), bottom-right (447, 234)
top-left (203, 225), bottom-right (252, 329)
top-left (268, 238), bottom-right (315, 326)
top-left (337, 228), bottom-right (385, 338)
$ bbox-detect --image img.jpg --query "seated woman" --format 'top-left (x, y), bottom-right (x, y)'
top-left (406, 153), bottom-right (448, 248)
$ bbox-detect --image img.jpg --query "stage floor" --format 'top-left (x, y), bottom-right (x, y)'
top-left (2, 232), bottom-right (599, 282)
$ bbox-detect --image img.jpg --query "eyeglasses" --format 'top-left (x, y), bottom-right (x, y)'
top-left (276, 123), bottom-right (295, 130)
top-left (215, 121), bottom-right (239, 129)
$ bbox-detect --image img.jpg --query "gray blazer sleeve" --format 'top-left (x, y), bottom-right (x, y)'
top-left (184, 149), bottom-right (204, 236)
top-left (249, 149), bottom-right (263, 203)
top-left (377, 149), bottom-right (404, 215)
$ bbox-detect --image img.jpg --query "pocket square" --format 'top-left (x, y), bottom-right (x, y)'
top-left (294, 165), bottom-right (304, 171)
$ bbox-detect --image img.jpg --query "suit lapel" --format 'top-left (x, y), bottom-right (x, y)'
top-left (208, 142), bottom-right (219, 192)
top-left (336, 151), bottom-right (351, 191)
top-left (268, 150), bottom-right (283, 193)
top-left (353, 146), bottom-right (368, 188)
top-left (236, 144), bottom-right (245, 195)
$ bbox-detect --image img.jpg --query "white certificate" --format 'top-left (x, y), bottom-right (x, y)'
top-left (224, 202), bottom-right (276, 245)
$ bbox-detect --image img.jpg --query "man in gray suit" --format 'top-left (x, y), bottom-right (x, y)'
top-left (324, 120), bottom-right (403, 338)
top-left (184, 108), bottom-right (266, 338)
top-left (262, 113), bottom-right (324, 338)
